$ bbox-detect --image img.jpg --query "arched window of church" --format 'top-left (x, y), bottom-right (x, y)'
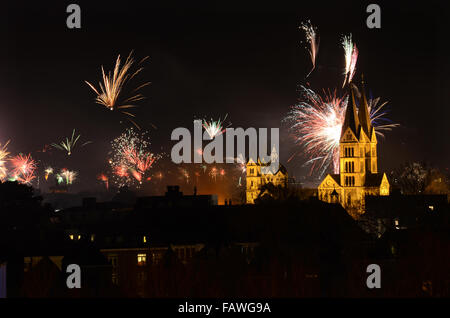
top-left (352, 176), bottom-right (355, 186)
top-left (351, 148), bottom-right (354, 157)
top-left (351, 161), bottom-right (354, 172)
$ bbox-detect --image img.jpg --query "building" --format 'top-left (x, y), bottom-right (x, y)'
top-left (136, 185), bottom-right (218, 209)
top-left (246, 158), bottom-right (288, 204)
top-left (318, 79), bottom-right (390, 217)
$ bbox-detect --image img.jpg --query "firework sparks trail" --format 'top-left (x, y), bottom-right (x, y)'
top-left (348, 45), bottom-right (358, 84)
top-left (342, 34), bottom-right (358, 87)
top-left (10, 154), bottom-right (37, 185)
top-left (367, 97), bottom-right (400, 137)
top-left (51, 129), bottom-right (91, 156)
top-left (85, 51), bottom-right (150, 129)
top-left (202, 114), bottom-right (230, 139)
top-left (109, 128), bottom-right (160, 187)
top-left (0, 141), bottom-right (10, 181)
top-left (285, 86), bottom-right (399, 175)
top-left (300, 20), bottom-right (319, 78)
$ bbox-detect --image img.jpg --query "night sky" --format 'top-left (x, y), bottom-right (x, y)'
top-left (0, 1), bottom-right (449, 193)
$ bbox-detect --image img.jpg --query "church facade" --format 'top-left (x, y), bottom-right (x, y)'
top-left (246, 158), bottom-right (288, 204)
top-left (318, 80), bottom-right (390, 217)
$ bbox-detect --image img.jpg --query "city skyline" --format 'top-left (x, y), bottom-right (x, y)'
top-left (0, 1), bottom-right (448, 196)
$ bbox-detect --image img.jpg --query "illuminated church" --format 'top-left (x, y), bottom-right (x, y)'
top-left (318, 79), bottom-right (390, 217)
top-left (246, 147), bottom-right (289, 204)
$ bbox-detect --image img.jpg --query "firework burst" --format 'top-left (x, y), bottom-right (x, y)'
top-left (285, 86), bottom-right (347, 175)
top-left (57, 169), bottom-right (77, 185)
top-left (10, 153), bottom-right (37, 185)
top-left (202, 114), bottom-right (230, 139)
top-left (44, 167), bottom-right (54, 181)
top-left (300, 20), bottom-right (319, 78)
top-left (85, 51), bottom-right (150, 129)
top-left (51, 129), bottom-right (91, 156)
top-left (109, 128), bottom-right (160, 187)
top-left (367, 97), bottom-right (400, 137)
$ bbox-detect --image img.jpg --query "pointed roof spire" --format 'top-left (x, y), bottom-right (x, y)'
top-left (341, 83), bottom-right (360, 138)
top-left (358, 74), bottom-right (372, 137)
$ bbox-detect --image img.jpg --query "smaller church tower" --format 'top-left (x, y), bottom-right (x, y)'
top-left (246, 158), bottom-right (261, 204)
top-left (245, 147), bottom-right (289, 204)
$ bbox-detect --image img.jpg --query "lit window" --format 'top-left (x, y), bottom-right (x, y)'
top-left (78, 235), bottom-right (81, 240)
top-left (137, 253), bottom-right (147, 266)
top-left (143, 236), bottom-right (147, 243)
top-left (69, 234), bottom-right (74, 240)
top-left (429, 206), bottom-right (434, 211)
top-left (90, 234), bottom-right (95, 242)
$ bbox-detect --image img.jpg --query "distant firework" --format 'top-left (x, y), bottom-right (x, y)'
top-left (97, 173), bottom-right (109, 190)
top-left (51, 129), bottom-right (91, 156)
top-left (284, 85), bottom-right (398, 175)
top-left (10, 153), bottom-right (37, 185)
top-left (225, 153), bottom-right (247, 175)
top-left (109, 128), bottom-right (160, 187)
top-left (179, 167), bottom-right (190, 183)
top-left (209, 166), bottom-right (218, 181)
top-left (202, 114), bottom-right (230, 139)
top-left (0, 141), bottom-right (10, 181)
top-left (85, 51), bottom-right (150, 129)
top-left (300, 20), bottom-right (319, 78)
top-left (44, 167), bottom-right (54, 181)
top-left (57, 169), bottom-right (77, 185)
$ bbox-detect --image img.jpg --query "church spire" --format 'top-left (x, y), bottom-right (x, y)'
top-left (341, 83), bottom-right (360, 138)
top-left (358, 74), bottom-right (372, 137)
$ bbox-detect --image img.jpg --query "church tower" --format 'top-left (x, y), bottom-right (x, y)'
top-left (318, 77), bottom-right (389, 217)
